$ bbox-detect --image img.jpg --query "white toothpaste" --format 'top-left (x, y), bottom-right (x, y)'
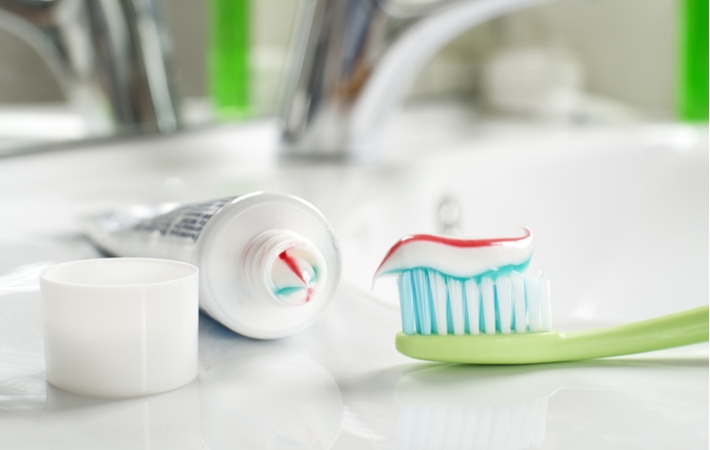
top-left (374, 228), bottom-right (534, 280)
top-left (85, 192), bottom-right (341, 339)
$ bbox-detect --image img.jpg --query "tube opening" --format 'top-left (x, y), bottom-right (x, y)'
top-left (243, 230), bottom-right (328, 307)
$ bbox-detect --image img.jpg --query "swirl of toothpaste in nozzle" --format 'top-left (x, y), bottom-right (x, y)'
top-left (271, 250), bottom-right (317, 306)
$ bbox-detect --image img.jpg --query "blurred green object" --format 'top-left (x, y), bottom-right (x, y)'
top-left (210, 0), bottom-right (251, 120)
top-left (679, 0), bottom-right (708, 122)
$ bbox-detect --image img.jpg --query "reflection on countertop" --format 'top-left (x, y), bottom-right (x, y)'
top-left (395, 356), bottom-right (708, 449)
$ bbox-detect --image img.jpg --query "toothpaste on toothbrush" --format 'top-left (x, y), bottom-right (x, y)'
top-left (84, 192), bottom-right (341, 339)
top-left (374, 228), bottom-right (534, 281)
top-left (374, 228), bottom-right (548, 336)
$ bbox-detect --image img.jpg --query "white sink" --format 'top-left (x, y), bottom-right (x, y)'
top-left (0, 112), bottom-right (707, 449)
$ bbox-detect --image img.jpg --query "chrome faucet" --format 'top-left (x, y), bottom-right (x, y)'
top-left (280, 0), bottom-right (553, 161)
top-left (0, 0), bottom-right (179, 136)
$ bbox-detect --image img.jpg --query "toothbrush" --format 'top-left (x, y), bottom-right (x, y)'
top-left (373, 229), bottom-right (708, 364)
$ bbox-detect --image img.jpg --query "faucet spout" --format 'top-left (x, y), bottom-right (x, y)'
top-left (280, 0), bottom-right (554, 161)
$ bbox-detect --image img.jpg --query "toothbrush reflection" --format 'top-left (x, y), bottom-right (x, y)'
top-left (199, 315), bottom-right (344, 450)
top-left (396, 365), bottom-right (550, 450)
top-left (394, 358), bottom-right (707, 450)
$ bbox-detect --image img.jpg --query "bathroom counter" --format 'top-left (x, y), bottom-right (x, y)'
top-left (0, 112), bottom-right (707, 449)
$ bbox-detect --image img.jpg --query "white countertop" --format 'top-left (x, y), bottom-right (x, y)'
top-left (0, 111), bottom-right (707, 449)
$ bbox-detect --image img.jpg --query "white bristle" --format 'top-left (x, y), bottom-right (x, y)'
top-left (497, 276), bottom-right (512, 334)
top-left (526, 274), bottom-right (540, 333)
top-left (447, 277), bottom-right (465, 335)
top-left (464, 279), bottom-right (480, 335)
top-left (429, 271), bottom-right (449, 336)
top-left (512, 272), bottom-right (526, 333)
top-left (397, 268), bottom-right (552, 335)
top-left (413, 270), bottom-right (431, 335)
top-left (398, 271), bottom-right (416, 335)
top-left (480, 277), bottom-right (497, 335)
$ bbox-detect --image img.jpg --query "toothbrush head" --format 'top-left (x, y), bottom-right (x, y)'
top-left (374, 228), bottom-right (551, 336)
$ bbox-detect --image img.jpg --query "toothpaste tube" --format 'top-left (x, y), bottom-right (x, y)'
top-left (85, 192), bottom-right (341, 339)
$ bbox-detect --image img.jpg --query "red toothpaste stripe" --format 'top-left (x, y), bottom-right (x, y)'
top-left (278, 250), bottom-right (306, 283)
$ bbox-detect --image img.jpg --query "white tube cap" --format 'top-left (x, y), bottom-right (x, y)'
top-left (40, 258), bottom-right (199, 398)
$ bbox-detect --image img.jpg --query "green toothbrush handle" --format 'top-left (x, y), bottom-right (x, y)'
top-left (396, 306), bottom-right (709, 365)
